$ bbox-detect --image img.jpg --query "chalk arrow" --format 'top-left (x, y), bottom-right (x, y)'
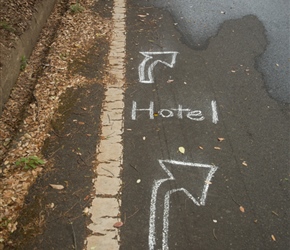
top-left (138, 51), bottom-right (179, 83)
top-left (149, 159), bottom-right (218, 250)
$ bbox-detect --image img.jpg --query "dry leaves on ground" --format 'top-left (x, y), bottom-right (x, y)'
top-left (0, 0), bottom-right (112, 242)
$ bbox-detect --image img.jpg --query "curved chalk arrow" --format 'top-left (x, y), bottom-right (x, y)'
top-left (149, 159), bottom-right (218, 250)
top-left (138, 51), bottom-right (179, 83)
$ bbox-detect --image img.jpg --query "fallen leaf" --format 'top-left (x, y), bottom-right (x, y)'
top-left (49, 184), bottom-right (64, 190)
top-left (239, 206), bottom-right (245, 213)
top-left (83, 207), bottom-right (90, 215)
top-left (217, 137), bottom-right (225, 142)
top-left (48, 203), bottom-right (55, 209)
top-left (179, 147), bottom-right (185, 154)
top-left (214, 147), bottom-right (221, 150)
top-left (138, 14), bottom-right (147, 18)
top-left (242, 161), bottom-right (248, 167)
top-left (113, 221), bottom-right (123, 228)
top-left (271, 235), bottom-right (276, 241)
top-left (167, 79), bottom-right (174, 83)
top-left (198, 146), bottom-right (204, 150)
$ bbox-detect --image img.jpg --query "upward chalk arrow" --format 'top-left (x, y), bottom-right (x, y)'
top-left (149, 159), bottom-right (218, 250)
top-left (138, 51), bottom-right (179, 83)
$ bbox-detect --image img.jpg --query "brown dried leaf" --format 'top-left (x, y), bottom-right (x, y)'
top-left (113, 221), bottom-right (123, 228)
top-left (198, 146), bottom-right (204, 150)
top-left (214, 147), bottom-right (221, 150)
top-left (239, 206), bottom-right (245, 213)
top-left (217, 137), bottom-right (225, 142)
top-left (271, 235), bottom-right (276, 241)
top-left (49, 184), bottom-right (64, 190)
top-left (178, 147), bottom-right (185, 154)
top-left (242, 161), bottom-right (248, 167)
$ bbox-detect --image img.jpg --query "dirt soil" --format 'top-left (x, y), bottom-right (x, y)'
top-left (0, 0), bottom-right (113, 248)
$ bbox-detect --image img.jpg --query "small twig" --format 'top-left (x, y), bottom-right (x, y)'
top-left (213, 228), bottom-right (218, 240)
top-left (63, 201), bottom-right (79, 216)
top-left (51, 129), bottom-right (67, 138)
top-left (231, 197), bottom-right (241, 206)
top-left (101, 167), bottom-right (114, 177)
top-left (123, 212), bottom-right (126, 225)
top-left (72, 111), bottom-right (85, 116)
top-left (61, 108), bottom-right (72, 115)
top-left (129, 164), bottom-right (138, 172)
top-left (70, 221), bottom-right (77, 250)
top-left (127, 208), bottom-right (140, 219)
top-left (78, 155), bottom-right (88, 166)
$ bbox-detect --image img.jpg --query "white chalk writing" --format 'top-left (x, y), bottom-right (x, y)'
top-left (131, 101), bottom-right (219, 123)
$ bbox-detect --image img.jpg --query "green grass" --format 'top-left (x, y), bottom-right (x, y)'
top-left (70, 3), bottom-right (84, 14)
top-left (0, 21), bottom-right (14, 32)
top-left (20, 55), bottom-right (27, 71)
top-left (16, 156), bottom-right (45, 170)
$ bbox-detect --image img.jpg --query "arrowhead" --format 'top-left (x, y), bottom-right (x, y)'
top-left (138, 51), bottom-right (179, 83)
top-left (158, 159), bottom-right (218, 206)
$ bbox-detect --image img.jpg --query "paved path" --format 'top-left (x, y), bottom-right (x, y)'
top-left (119, 1), bottom-right (290, 249)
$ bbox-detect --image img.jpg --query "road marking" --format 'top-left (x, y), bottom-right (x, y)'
top-left (85, 0), bottom-right (126, 249)
top-left (211, 100), bottom-right (219, 124)
top-left (132, 100), bottom-right (219, 123)
top-left (138, 51), bottom-right (179, 83)
top-left (149, 160), bottom-right (218, 250)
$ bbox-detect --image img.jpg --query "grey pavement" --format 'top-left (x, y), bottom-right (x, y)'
top-left (120, 1), bottom-right (290, 249)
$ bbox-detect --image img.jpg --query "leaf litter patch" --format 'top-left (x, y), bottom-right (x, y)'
top-left (0, 0), bottom-right (112, 247)
top-left (7, 84), bottom-right (104, 249)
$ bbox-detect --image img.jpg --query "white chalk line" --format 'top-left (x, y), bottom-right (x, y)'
top-left (211, 100), bottom-right (219, 124)
top-left (139, 51), bottom-right (179, 83)
top-left (148, 159), bottom-right (218, 250)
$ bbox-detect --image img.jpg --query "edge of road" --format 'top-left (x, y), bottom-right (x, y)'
top-left (0, 0), bottom-right (57, 115)
top-left (85, 0), bottom-right (126, 248)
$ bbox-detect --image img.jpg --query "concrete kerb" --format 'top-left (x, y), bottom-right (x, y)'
top-left (0, 0), bottom-right (57, 115)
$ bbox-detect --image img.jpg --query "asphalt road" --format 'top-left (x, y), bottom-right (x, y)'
top-left (120, 1), bottom-right (289, 249)
top-left (152, 0), bottom-right (290, 103)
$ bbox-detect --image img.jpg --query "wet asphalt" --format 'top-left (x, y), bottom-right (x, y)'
top-left (120, 1), bottom-right (289, 249)
top-left (150, 0), bottom-right (290, 103)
